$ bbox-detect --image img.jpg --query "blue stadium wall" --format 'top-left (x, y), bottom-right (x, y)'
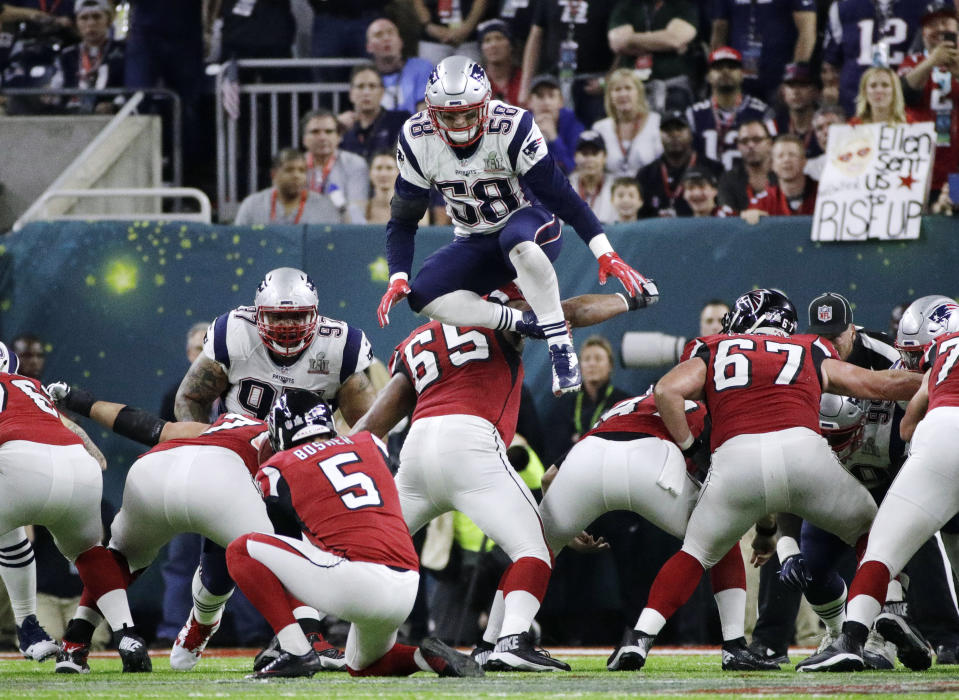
top-left (0, 216), bottom-right (956, 609)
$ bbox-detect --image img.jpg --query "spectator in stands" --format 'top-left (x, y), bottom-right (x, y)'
top-left (233, 148), bottom-right (341, 225)
top-left (899, 2), bottom-right (959, 199)
top-left (0, 2), bottom-right (74, 77)
top-left (366, 17), bottom-right (432, 115)
top-left (10, 334), bottom-right (46, 382)
top-left (477, 18), bottom-right (520, 106)
top-left (820, 61), bottom-right (840, 106)
top-left (214, 0), bottom-right (296, 63)
top-left (850, 65), bottom-right (908, 125)
top-left (688, 47), bottom-right (776, 170)
top-left (741, 134), bottom-right (817, 222)
top-left (700, 299), bottom-right (730, 335)
top-left (301, 109), bottom-right (369, 223)
top-left (609, 177), bottom-right (650, 223)
top-left (310, 0), bottom-right (388, 87)
top-left (568, 130), bottom-right (616, 223)
top-left (607, 0), bottom-right (698, 112)
top-left (338, 64), bottom-right (410, 163)
top-left (526, 73), bottom-right (583, 174)
top-left (717, 118), bottom-right (775, 211)
top-left (365, 148), bottom-right (430, 225)
top-left (637, 110), bottom-right (724, 217)
top-left (412, 0), bottom-right (487, 66)
top-left (51, 0), bottom-right (124, 114)
top-left (775, 62), bottom-right (821, 158)
top-left (679, 167), bottom-right (735, 218)
top-left (518, 0), bottom-right (616, 126)
top-left (591, 68), bottom-right (663, 177)
top-left (822, 0), bottom-right (923, 116)
top-left (804, 104), bottom-right (846, 180)
top-left (709, 0), bottom-right (817, 103)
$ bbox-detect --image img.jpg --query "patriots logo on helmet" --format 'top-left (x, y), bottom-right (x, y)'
top-left (469, 63), bottom-right (487, 82)
top-left (817, 305), bottom-right (833, 323)
top-left (929, 302), bottom-right (959, 329)
top-left (522, 137), bottom-right (542, 159)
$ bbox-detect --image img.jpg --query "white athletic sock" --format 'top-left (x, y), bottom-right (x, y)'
top-left (191, 568), bottom-right (233, 625)
top-left (713, 588), bottom-right (746, 641)
top-left (421, 290), bottom-right (522, 332)
top-left (885, 577), bottom-right (904, 603)
top-left (499, 590), bottom-right (540, 638)
top-left (847, 594), bottom-right (882, 628)
top-left (811, 585), bottom-right (847, 636)
top-left (75, 605), bottom-right (104, 627)
top-left (483, 590), bottom-right (505, 645)
top-left (635, 608), bottom-right (667, 637)
top-left (0, 528), bottom-right (36, 625)
top-left (277, 623), bottom-right (311, 656)
top-left (507, 241), bottom-right (570, 347)
top-left (292, 606), bottom-right (323, 622)
top-left (98, 589), bottom-right (135, 632)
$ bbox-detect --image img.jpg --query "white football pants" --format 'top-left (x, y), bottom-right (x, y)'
top-left (683, 427), bottom-right (877, 568)
top-left (540, 435), bottom-right (700, 554)
top-left (109, 445), bottom-right (274, 571)
top-left (0, 441), bottom-right (103, 560)
top-left (861, 407), bottom-right (959, 576)
top-left (238, 532), bottom-right (419, 670)
top-left (397, 414), bottom-right (551, 565)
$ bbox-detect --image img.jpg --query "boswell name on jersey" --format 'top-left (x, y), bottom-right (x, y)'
top-left (386, 100), bottom-right (606, 277)
top-left (204, 306), bottom-right (373, 419)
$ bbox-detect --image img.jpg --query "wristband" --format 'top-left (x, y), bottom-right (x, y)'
top-left (677, 434), bottom-right (694, 451)
top-left (754, 522), bottom-right (777, 537)
top-left (389, 272), bottom-right (409, 283)
top-left (776, 536), bottom-right (800, 562)
top-left (615, 292), bottom-right (639, 311)
top-left (587, 233), bottom-right (614, 258)
top-left (65, 387), bottom-right (97, 417)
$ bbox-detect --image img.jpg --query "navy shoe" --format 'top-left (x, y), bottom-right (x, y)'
top-left (796, 633), bottom-right (865, 672)
top-left (722, 637), bottom-right (780, 671)
top-left (16, 615), bottom-right (58, 662)
top-left (549, 344), bottom-right (581, 396)
top-left (514, 310), bottom-right (546, 339)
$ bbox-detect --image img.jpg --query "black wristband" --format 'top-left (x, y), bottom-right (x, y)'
top-left (65, 387), bottom-right (97, 417)
top-left (616, 292), bottom-right (640, 311)
top-left (755, 522), bottom-right (778, 537)
top-left (113, 406), bottom-right (167, 447)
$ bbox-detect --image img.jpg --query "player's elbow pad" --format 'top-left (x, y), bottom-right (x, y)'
top-left (113, 406), bottom-right (167, 447)
top-left (390, 194), bottom-right (429, 223)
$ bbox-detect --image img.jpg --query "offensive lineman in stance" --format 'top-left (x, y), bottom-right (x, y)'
top-left (617, 289), bottom-right (921, 670)
top-left (227, 391), bottom-right (481, 679)
top-left (377, 56), bottom-right (658, 397)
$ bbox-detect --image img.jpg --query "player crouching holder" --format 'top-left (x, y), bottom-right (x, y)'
top-left (376, 55), bottom-right (658, 397)
top-left (227, 390), bottom-right (482, 679)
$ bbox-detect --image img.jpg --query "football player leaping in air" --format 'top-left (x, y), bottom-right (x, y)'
top-left (377, 56), bottom-right (658, 397)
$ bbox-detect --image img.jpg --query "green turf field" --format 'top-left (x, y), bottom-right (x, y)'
top-left (2, 652), bottom-right (959, 698)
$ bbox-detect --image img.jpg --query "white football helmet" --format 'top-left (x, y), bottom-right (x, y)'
top-left (819, 393), bottom-right (866, 464)
top-left (254, 267), bottom-right (319, 358)
top-left (895, 295), bottom-right (959, 370)
top-left (0, 341), bottom-right (19, 374)
top-left (425, 55), bottom-right (491, 146)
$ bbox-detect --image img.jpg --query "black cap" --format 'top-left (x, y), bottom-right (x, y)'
top-left (477, 18), bottom-right (512, 42)
top-left (661, 110), bottom-right (690, 130)
top-left (922, 0), bottom-right (959, 24)
top-left (680, 166), bottom-right (717, 186)
top-left (529, 74), bottom-right (561, 94)
top-left (807, 292), bottom-right (853, 336)
top-left (576, 130), bottom-right (605, 152)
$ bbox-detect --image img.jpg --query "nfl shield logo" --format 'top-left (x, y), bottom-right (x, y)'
top-left (817, 305), bottom-right (833, 323)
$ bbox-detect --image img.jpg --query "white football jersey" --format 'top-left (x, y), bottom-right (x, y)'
top-left (396, 100), bottom-right (548, 237)
top-left (203, 306), bottom-right (373, 419)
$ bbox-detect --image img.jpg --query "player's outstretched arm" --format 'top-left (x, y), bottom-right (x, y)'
top-left (46, 382), bottom-right (209, 446)
top-left (900, 370), bottom-right (931, 442)
top-left (60, 414), bottom-right (108, 470)
top-left (820, 359), bottom-right (922, 403)
top-left (336, 370), bottom-right (378, 428)
top-left (174, 354), bottom-right (230, 422)
top-left (348, 373), bottom-right (416, 440)
top-left (380, 175), bottom-right (429, 327)
top-left (562, 292), bottom-right (646, 328)
top-left (653, 358), bottom-right (708, 446)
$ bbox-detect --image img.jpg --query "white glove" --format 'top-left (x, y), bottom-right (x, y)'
top-left (44, 381), bottom-right (70, 403)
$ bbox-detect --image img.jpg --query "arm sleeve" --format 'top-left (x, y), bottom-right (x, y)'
top-left (385, 175), bottom-right (430, 277)
top-left (520, 155), bottom-right (605, 244)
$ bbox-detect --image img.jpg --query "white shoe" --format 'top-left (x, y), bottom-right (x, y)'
top-left (170, 612), bottom-right (220, 671)
top-left (863, 628), bottom-right (895, 670)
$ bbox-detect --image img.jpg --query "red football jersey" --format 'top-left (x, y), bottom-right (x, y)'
top-left (256, 431), bottom-right (418, 572)
top-left (898, 53), bottom-right (959, 191)
top-left (146, 413), bottom-right (267, 476)
top-left (584, 392), bottom-right (707, 443)
top-left (0, 374), bottom-right (82, 447)
top-left (921, 331), bottom-right (959, 411)
top-left (392, 321), bottom-right (523, 444)
top-left (693, 333), bottom-right (837, 450)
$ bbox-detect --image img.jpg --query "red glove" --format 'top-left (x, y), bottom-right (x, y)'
top-left (377, 277), bottom-right (411, 327)
top-left (597, 252), bottom-right (659, 304)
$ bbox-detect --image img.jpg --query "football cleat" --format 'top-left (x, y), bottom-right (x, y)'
top-left (118, 629), bottom-right (152, 673)
top-left (309, 633), bottom-right (347, 671)
top-left (419, 637), bottom-right (485, 677)
top-left (937, 644), bottom-right (959, 665)
top-left (863, 628), bottom-right (895, 670)
top-left (875, 602), bottom-right (934, 671)
top-left (16, 615), bottom-right (59, 662)
top-left (796, 632), bottom-right (865, 672)
top-left (607, 628), bottom-right (654, 671)
top-left (549, 344), bottom-right (581, 396)
top-left (471, 640), bottom-right (494, 668)
top-left (796, 632), bottom-right (836, 671)
top-left (514, 310), bottom-right (546, 339)
top-left (721, 637), bottom-right (780, 671)
top-left (248, 649), bottom-right (323, 679)
top-left (485, 632), bottom-right (568, 672)
top-left (253, 635), bottom-right (281, 673)
top-left (55, 640), bottom-right (90, 674)
top-left (746, 639), bottom-right (790, 665)
top-left (170, 613), bottom-right (220, 671)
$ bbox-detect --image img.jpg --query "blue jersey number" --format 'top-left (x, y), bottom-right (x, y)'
top-left (436, 177), bottom-right (521, 226)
